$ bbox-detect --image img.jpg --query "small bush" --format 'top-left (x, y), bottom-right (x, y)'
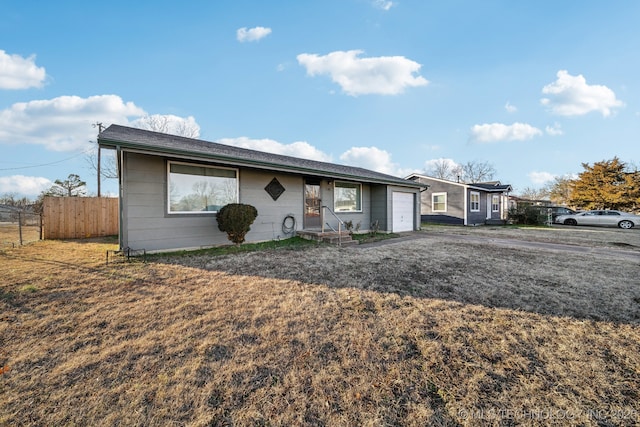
top-left (216, 203), bottom-right (258, 245)
top-left (343, 220), bottom-right (361, 235)
top-left (370, 220), bottom-right (380, 235)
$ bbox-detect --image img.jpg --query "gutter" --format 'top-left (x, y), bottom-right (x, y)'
top-left (116, 145), bottom-right (124, 250)
top-left (98, 138), bottom-right (423, 189)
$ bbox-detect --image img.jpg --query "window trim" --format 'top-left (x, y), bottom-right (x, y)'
top-left (432, 192), bottom-right (447, 212)
top-left (491, 195), bottom-right (500, 212)
top-left (167, 160), bottom-right (239, 215)
top-left (333, 181), bottom-right (362, 213)
top-left (470, 191), bottom-right (480, 212)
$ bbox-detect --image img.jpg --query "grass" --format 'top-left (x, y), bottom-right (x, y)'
top-left (0, 223), bottom-right (41, 248)
top-left (148, 236), bottom-right (321, 259)
top-left (350, 231), bottom-right (401, 244)
top-left (1, 226), bottom-right (639, 426)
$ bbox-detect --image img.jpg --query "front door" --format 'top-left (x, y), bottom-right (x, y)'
top-left (304, 180), bottom-right (321, 229)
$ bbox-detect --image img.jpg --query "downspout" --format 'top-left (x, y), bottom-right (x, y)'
top-left (117, 145), bottom-right (124, 250)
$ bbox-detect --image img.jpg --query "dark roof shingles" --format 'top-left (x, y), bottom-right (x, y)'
top-left (98, 125), bottom-right (420, 187)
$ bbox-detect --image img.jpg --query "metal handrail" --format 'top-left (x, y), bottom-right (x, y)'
top-left (321, 205), bottom-right (344, 245)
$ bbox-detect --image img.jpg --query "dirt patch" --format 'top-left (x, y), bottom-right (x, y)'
top-left (1, 228), bottom-right (639, 426)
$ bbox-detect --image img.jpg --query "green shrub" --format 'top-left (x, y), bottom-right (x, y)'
top-left (508, 204), bottom-right (548, 225)
top-left (216, 203), bottom-right (258, 245)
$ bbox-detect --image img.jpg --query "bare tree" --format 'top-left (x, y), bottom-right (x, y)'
top-left (424, 158), bottom-right (462, 181)
top-left (0, 193), bottom-right (33, 209)
top-left (132, 114), bottom-right (200, 138)
top-left (137, 114), bottom-right (171, 133)
top-left (86, 143), bottom-right (118, 179)
top-left (459, 160), bottom-right (496, 183)
top-left (423, 159), bottom-right (496, 183)
top-left (174, 119), bottom-right (200, 139)
top-left (86, 115), bottom-right (201, 190)
top-left (517, 186), bottom-right (550, 201)
top-left (545, 175), bottom-right (574, 206)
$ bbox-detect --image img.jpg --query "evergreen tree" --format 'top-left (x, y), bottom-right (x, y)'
top-left (45, 174), bottom-right (87, 197)
top-left (569, 158), bottom-right (640, 211)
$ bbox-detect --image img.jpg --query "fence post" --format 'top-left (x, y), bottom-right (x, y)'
top-left (18, 212), bottom-right (23, 246)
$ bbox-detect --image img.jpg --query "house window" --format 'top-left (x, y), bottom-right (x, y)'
top-left (432, 192), bottom-right (447, 212)
top-left (334, 181), bottom-right (362, 212)
top-left (492, 195), bottom-right (500, 212)
top-left (167, 161), bottom-right (238, 213)
top-left (470, 191), bottom-right (480, 212)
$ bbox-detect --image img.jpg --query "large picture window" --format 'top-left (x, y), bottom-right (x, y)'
top-left (168, 161), bottom-right (238, 213)
top-left (334, 181), bottom-right (362, 212)
top-left (432, 192), bottom-right (447, 212)
top-left (470, 191), bottom-right (480, 212)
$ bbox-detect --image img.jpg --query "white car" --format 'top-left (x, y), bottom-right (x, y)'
top-left (556, 209), bottom-right (639, 229)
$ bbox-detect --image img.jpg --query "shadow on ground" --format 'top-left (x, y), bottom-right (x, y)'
top-left (154, 233), bottom-right (640, 325)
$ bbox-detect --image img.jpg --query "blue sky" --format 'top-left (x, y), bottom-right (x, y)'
top-left (1, 0), bottom-right (639, 198)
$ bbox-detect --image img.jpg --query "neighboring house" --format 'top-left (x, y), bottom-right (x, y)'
top-left (406, 174), bottom-right (512, 225)
top-left (98, 125), bottom-right (424, 252)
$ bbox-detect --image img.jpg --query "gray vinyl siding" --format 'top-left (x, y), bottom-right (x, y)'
top-left (467, 189), bottom-right (486, 225)
top-left (390, 186), bottom-right (421, 232)
top-left (420, 180), bottom-right (466, 224)
top-left (325, 182), bottom-right (371, 232)
top-left (121, 153), bottom-right (306, 252)
top-left (120, 152), bottom-right (407, 252)
top-left (239, 170), bottom-right (303, 242)
top-left (122, 153), bottom-right (227, 252)
top-left (467, 190), bottom-right (505, 224)
top-left (370, 184), bottom-right (388, 231)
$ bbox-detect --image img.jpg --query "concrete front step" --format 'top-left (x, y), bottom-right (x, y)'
top-left (298, 230), bottom-right (359, 246)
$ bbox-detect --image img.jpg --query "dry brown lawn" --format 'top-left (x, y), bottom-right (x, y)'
top-left (1, 226), bottom-right (639, 426)
top-left (0, 223), bottom-right (41, 248)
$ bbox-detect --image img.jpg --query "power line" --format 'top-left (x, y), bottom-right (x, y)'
top-left (0, 148), bottom-right (94, 171)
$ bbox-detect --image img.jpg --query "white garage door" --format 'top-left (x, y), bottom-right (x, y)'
top-left (392, 192), bottom-right (415, 232)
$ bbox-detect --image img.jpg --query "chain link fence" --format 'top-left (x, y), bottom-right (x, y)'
top-left (0, 207), bottom-right (42, 248)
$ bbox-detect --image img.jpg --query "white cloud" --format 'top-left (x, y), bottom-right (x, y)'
top-left (0, 50), bottom-right (47, 90)
top-left (470, 122), bottom-right (542, 143)
top-left (297, 50), bottom-right (428, 96)
top-left (541, 70), bottom-right (624, 117)
top-left (0, 95), bottom-right (146, 151)
top-left (0, 175), bottom-right (52, 196)
top-left (505, 101), bottom-right (517, 113)
top-left (545, 122), bottom-right (563, 136)
top-left (218, 137), bottom-right (332, 162)
top-left (339, 146), bottom-right (411, 176)
top-left (528, 171), bottom-right (555, 185)
top-left (236, 26), bottom-right (272, 42)
top-left (372, 0), bottom-right (394, 11)
top-left (219, 138), bottom-right (412, 177)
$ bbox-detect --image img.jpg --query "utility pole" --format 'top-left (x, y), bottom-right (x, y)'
top-left (93, 122), bottom-right (104, 197)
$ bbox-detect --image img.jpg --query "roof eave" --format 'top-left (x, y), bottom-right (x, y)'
top-left (98, 137), bottom-right (420, 188)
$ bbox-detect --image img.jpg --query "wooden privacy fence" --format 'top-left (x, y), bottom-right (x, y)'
top-left (43, 196), bottom-right (118, 239)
